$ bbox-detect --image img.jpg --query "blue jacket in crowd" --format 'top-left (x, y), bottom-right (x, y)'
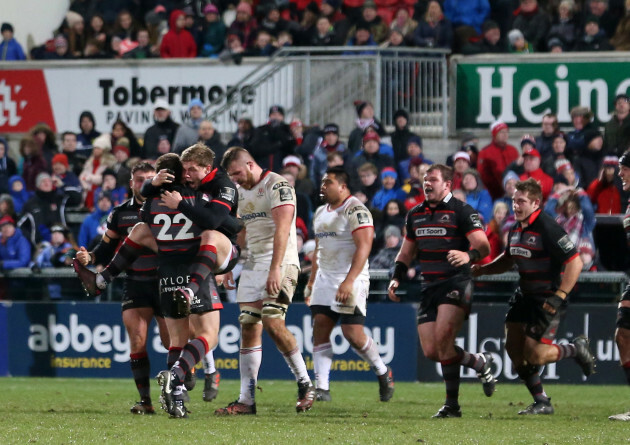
top-left (0, 38), bottom-right (26, 61)
top-left (0, 228), bottom-right (31, 269)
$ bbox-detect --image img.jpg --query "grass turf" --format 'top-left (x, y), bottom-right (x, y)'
top-left (1, 377), bottom-right (629, 444)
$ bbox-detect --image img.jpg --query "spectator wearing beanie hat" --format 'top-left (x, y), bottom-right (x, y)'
top-left (80, 134), bottom-right (116, 210)
top-left (349, 129), bottom-right (395, 191)
top-left (478, 120), bottom-right (519, 200)
top-left (20, 172), bottom-right (66, 244)
top-left (249, 103), bottom-right (295, 172)
top-left (391, 108), bottom-right (421, 165)
top-left (372, 167), bottom-right (407, 211)
top-left (496, 170), bottom-right (520, 216)
top-left (78, 190), bottom-right (113, 249)
top-left (229, 1), bottom-right (258, 49)
top-left (111, 138), bottom-right (132, 188)
top-left (51, 153), bottom-right (83, 207)
top-left (519, 143), bottom-right (554, 201)
top-left (320, 0), bottom-right (351, 45)
top-left (0, 214), bottom-right (31, 272)
top-left (348, 100), bottom-right (386, 154)
top-left (310, 122), bottom-right (349, 187)
top-left (398, 135), bottom-right (432, 181)
top-left (451, 151), bottom-right (471, 191)
top-left (586, 155), bottom-right (623, 214)
top-left (173, 98), bottom-right (205, 153)
top-left (94, 168), bottom-right (127, 207)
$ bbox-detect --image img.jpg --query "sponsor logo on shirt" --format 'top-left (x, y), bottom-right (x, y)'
top-left (315, 232), bottom-right (337, 238)
top-left (510, 246), bottom-right (532, 257)
top-left (557, 235), bottom-right (575, 253)
top-left (220, 187), bottom-right (236, 202)
top-left (241, 212), bottom-right (267, 221)
top-left (357, 212), bottom-right (369, 224)
top-left (415, 227), bottom-right (447, 237)
top-left (279, 187), bottom-right (292, 202)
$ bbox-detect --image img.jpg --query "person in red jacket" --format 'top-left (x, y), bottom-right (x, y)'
top-left (587, 155), bottom-right (622, 214)
top-left (160, 10), bottom-right (197, 58)
top-left (519, 145), bottom-right (554, 202)
top-left (478, 121), bottom-right (519, 200)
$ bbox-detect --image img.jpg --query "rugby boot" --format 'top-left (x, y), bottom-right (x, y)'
top-left (130, 400), bottom-right (155, 415)
top-left (203, 370), bottom-right (221, 402)
top-left (432, 404), bottom-right (462, 418)
top-left (173, 287), bottom-right (193, 316)
top-left (169, 394), bottom-right (189, 419)
top-left (315, 388), bottom-right (332, 402)
top-left (477, 352), bottom-right (497, 397)
top-left (215, 400), bottom-right (257, 415)
top-left (184, 368), bottom-right (197, 391)
top-left (609, 411), bottom-right (630, 421)
top-left (518, 399), bottom-right (554, 415)
top-left (377, 366), bottom-right (395, 402)
top-left (573, 336), bottom-right (596, 377)
top-left (157, 370), bottom-right (175, 413)
top-left (72, 258), bottom-right (104, 297)
top-left (296, 381), bottom-right (316, 412)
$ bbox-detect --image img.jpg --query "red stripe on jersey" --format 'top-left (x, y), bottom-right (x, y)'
top-left (211, 199), bottom-right (232, 210)
top-left (404, 235), bottom-right (414, 242)
top-left (271, 203), bottom-right (295, 210)
top-left (351, 226), bottom-right (372, 234)
top-left (541, 337), bottom-right (553, 345)
top-left (200, 244), bottom-right (217, 253)
top-left (563, 252), bottom-right (579, 264)
top-left (126, 238), bottom-right (143, 250)
top-left (465, 228), bottom-right (484, 236)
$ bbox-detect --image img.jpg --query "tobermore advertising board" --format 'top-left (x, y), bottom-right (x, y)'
top-left (0, 302), bottom-right (417, 381)
top-left (455, 59), bottom-right (630, 130)
top-left (0, 63), bottom-right (290, 134)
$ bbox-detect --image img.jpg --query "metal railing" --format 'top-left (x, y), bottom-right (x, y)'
top-left (207, 46), bottom-right (450, 138)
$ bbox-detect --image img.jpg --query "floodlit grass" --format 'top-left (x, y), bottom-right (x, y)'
top-left (0, 378), bottom-right (629, 444)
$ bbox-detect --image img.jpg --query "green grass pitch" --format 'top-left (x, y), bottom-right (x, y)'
top-left (1, 378), bottom-right (629, 444)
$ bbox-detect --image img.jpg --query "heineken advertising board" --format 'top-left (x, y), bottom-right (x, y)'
top-left (454, 56), bottom-right (630, 130)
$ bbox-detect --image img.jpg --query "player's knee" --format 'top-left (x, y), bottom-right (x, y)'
top-left (238, 305), bottom-right (262, 325)
top-left (262, 301), bottom-right (288, 321)
top-left (523, 350), bottom-right (545, 366)
top-left (421, 345), bottom-right (439, 362)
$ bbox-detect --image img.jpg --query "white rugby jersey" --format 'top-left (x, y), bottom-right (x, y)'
top-left (237, 171), bottom-right (300, 267)
top-left (313, 195), bottom-right (373, 278)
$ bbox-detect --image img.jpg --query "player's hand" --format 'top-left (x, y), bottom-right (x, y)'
top-left (447, 250), bottom-right (469, 267)
top-left (388, 279), bottom-right (400, 302)
top-left (336, 278), bottom-right (353, 303)
top-left (160, 190), bottom-right (182, 209)
top-left (152, 169), bottom-right (174, 186)
top-left (304, 282), bottom-right (313, 306)
top-left (75, 246), bottom-right (91, 266)
top-left (217, 271), bottom-right (236, 290)
top-left (266, 266), bottom-right (282, 296)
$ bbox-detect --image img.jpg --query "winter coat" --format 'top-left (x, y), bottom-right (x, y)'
top-left (160, 10), bottom-right (198, 58)
top-left (0, 228), bottom-right (31, 270)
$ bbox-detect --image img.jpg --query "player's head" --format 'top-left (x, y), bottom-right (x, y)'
top-left (619, 150), bottom-right (630, 192)
top-left (513, 178), bottom-right (542, 222)
top-left (423, 164), bottom-right (453, 204)
top-left (320, 166), bottom-right (350, 205)
top-left (181, 143), bottom-right (216, 189)
top-left (130, 162), bottom-right (155, 202)
top-left (155, 153), bottom-right (183, 186)
top-left (222, 146), bottom-right (259, 189)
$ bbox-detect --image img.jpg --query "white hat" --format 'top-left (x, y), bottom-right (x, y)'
top-left (283, 155), bottom-right (302, 168)
top-left (453, 151), bottom-right (471, 163)
top-left (153, 98), bottom-right (170, 111)
top-left (92, 134), bottom-right (111, 150)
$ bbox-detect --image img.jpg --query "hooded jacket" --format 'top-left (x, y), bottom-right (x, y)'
top-left (0, 137), bottom-right (17, 194)
top-left (160, 10), bottom-right (198, 58)
top-left (0, 227), bottom-right (31, 270)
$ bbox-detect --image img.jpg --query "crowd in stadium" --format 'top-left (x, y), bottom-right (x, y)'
top-left (2, 0), bottom-right (630, 61)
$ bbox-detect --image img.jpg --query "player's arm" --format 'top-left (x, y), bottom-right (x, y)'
top-left (337, 226), bottom-right (374, 303)
top-left (76, 229), bottom-right (120, 266)
top-left (304, 238), bottom-right (319, 306)
top-left (267, 204), bottom-right (294, 295)
top-left (140, 169), bottom-right (174, 198)
top-left (471, 252), bottom-right (514, 277)
top-left (543, 253), bottom-right (583, 315)
top-left (387, 237), bottom-right (417, 302)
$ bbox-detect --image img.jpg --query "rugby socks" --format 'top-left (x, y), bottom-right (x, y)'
top-left (623, 361), bottom-right (630, 385)
top-left (187, 244), bottom-right (218, 295)
top-left (100, 238), bottom-right (143, 283)
top-left (517, 365), bottom-right (549, 403)
top-left (440, 355), bottom-right (461, 408)
top-left (554, 343), bottom-right (577, 360)
top-left (353, 337), bottom-right (388, 376)
top-left (313, 342), bottom-right (333, 391)
top-left (171, 337), bottom-right (209, 385)
top-left (203, 349), bottom-right (216, 375)
top-left (167, 347), bottom-right (182, 369)
top-left (130, 352), bottom-right (151, 402)
top-left (282, 347), bottom-right (311, 384)
top-left (455, 346), bottom-right (485, 372)
top-left (238, 345), bottom-right (262, 405)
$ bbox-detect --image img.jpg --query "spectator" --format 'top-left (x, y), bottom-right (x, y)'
top-left (0, 215), bottom-right (31, 271)
top-left (542, 132), bottom-right (571, 177)
top-left (0, 137), bottom-right (17, 194)
top-left (20, 172), bottom-right (66, 244)
top-left (0, 22), bottom-right (26, 60)
top-left (294, 2), bottom-right (322, 45)
top-left (86, 14), bottom-right (110, 52)
top-left (218, 29), bottom-right (245, 64)
top-left (173, 98), bottom-right (205, 153)
top-left (391, 108), bottom-right (418, 165)
top-left (507, 28), bottom-right (533, 53)
top-left (347, 1), bottom-right (388, 43)
top-left (348, 100), bottom-right (386, 154)
top-left (66, 11), bottom-right (88, 58)
top-left (109, 119), bottom-right (141, 158)
top-left (142, 99), bottom-right (180, 160)
top-left (461, 19), bottom-right (507, 54)
top-left (567, 106), bottom-right (604, 186)
top-left (370, 224), bottom-right (403, 269)
top-left (94, 169), bottom-right (127, 207)
top-left (547, 36), bottom-right (566, 52)
top-left (402, 158), bottom-right (428, 210)
top-left (229, 2), bottom-right (258, 49)
top-left (461, 168), bottom-right (493, 223)
top-left (44, 34), bottom-right (75, 60)
top-left (79, 134), bottom-right (116, 209)
top-left (113, 9), bottom-right (138, 40)
top-left (227, 116), bottom-right (254, 151)
top-left (447, 132), bottom-right (479, 167)
top-left (443, 0), bottom-right (490, 52)
top-left (512, 0), bottom-right (551, 51)
top-left (258, 3), bottom-right (293, 39)
top-left (483, 201), bottom-right (509, 263)
top-left (280, 168), bottom-right (313, 229)
top-left (60, 131), bottom-right (88, 177)
top-left (78, 191), bottom-right (113, 249)
top-left (574, 15), bottom-right (614, 51)
top-left (243, 29), bottom-right (277, 56)
top-left (310, 123), bottom-right (349, 187)
top-left (536, 113), bottom-right (560, 158)
top-left (51, 153), bottom-right (83, 207)
top-left (326, 151), bottom-right (345, 169)
top-left (583, 0), bottom-right (620, 39)
top-left (610, 0), bottom-right (630, 50)
top-left (76, 111), bottom-right (101, 153)
top-left (372, 167), bottom-right (407, 211)
top-left (29, 123), bottom-right (58, 168)
top-left (398, 135), bottom-right (432, 180)
top-left (122, 28), bottom-right (157, 59)
top-left (496, 170), bottom-right (519, 216)
top-left (478, 121), bottom-right (520, 200)
top-left (555, 158), bottom-right (583, 188)
top-left (250, 105), bottom-right (296, 172)
top-left (198, 120), bottom-right (227, 166)
top-left (8, 176), bottom-right (30, 214)
top-left (31, 224), bottom-right (75, 300)
top-left (355, 162), bottom-right (381, 207)
top-left (0, 194), bottom-right (17, 221)
top-left (344, 21), bottom-right (378, 52)
top-left (321, 0), bottom-right (351, 45)
top-left (160, 9), bottom-right (198, 57)
top-left (390, 7), bottom-right (418, 40)
top-left (375, 199), bottom-right (407, 243)
top-left (413, 0), bottom-right (454, 49)
top-left (283, 155), bottom-right (315, 198)
top-left (519, 144), bottom-right (554, 201)
top-left (183, 6), bottom-right (203, 45)
top-left (308, 16), bottom-right (338, 46)
top-left (587, 155), bottom-right (623, 213)
top-left (291, 119), bottom-right (322, 169)
top-left (547, 0), bottom-right (578, 51)
top-left (19, 136), bottom-right (48, 192)
top-left (451, 151), bottom-right (471, 191)
top-left (604, 93), bottom-right (630, 157)
top-left (199, 4), bottom-right (226, 57)
top-left (350, 132), bottom-right (395, 191)
top-left (111, 138), bottom-right (132, 188)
